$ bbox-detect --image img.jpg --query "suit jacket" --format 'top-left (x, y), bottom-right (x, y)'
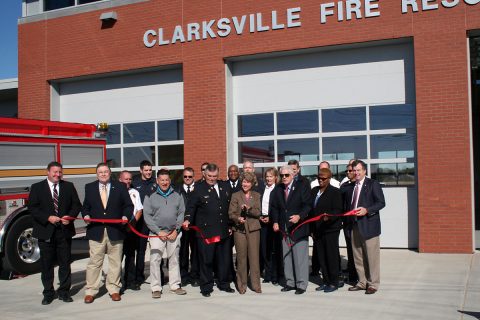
top-left (228, 191), bottom-right (261, 233)
top-left (29, 179), bottom-right (81, 240)
top-left (185, 181), bottom-right (231, 239)
top-left (309, 185), bottom-right (343, 235)
top-left (270, 180), bottom-right (312, 241)
top-left (175, 184), bottom-right (194, 222)
top-left (340, 180), bottom-right (356, 230)
top-left (347, 177), bottom-right (385, 240)
top-left (82, 180), bottom-right (134, 242)
top-left (226, 179), bottom-right (242, 194)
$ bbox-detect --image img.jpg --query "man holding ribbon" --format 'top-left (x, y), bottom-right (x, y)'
top-left (143, 169), bottom-right (187, 299)
top-left (182, 163), bottom-right (235, 297)
top-left (347, 160), bottom-right (385, 295)
top-left (29, 161), bottom-right (82, 305)
top-left (82, 163), bottom-right (133, 303)
top-left (270, 165), bottom-right (312, 295)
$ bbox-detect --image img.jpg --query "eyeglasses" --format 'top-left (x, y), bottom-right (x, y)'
top-left (346, 170), bottom-right (353, 173)
top-left (317, 177), bottom-right (329, 181)
top-left (183, 175), bottom-right (193, 178)
top-left (280, 174), bottom-right (290, 178)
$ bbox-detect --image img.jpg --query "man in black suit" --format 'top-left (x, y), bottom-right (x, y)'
top-left (310, 168), bottom-right (343, 292)
top-left (270, 165), bottom-right (312, 294)
top-left (287, 159), bottom-right (310, 188)
top-left (29, 161), bottom-right (82, 305)
top-left (227, 164), bottom-right (241, 193)
top-left (176, 167), bottom-right (200, 287)
top-left (242, 160), bottom-right (265, 192)
top-left (82, 163), bottom-right (133, 303)
top-left (182, 163), bottom-right (234, 297)
top-left (347, 160), bottom-right (385, 295)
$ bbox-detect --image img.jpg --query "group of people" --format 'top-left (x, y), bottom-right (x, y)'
top-left (28, 157), bottom-right (385, 305)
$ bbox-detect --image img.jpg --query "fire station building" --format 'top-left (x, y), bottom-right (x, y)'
top-left (17, 0), bottom-right (480, 253)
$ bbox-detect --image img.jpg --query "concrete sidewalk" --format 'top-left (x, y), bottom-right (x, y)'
top-left (1, 248), bottom-right (479, 320)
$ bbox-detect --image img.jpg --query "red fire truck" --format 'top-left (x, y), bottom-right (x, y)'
top-left (0, 117), bottom-right (106, 275)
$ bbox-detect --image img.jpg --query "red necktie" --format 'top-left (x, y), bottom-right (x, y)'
top-left (351, 182), bottom-right (360, 210)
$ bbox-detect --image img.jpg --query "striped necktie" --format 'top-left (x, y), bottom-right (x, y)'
top-left (53, 183), bottom-right (59, 215)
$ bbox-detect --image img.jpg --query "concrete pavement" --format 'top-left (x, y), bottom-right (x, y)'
top-left (1, 245), bottom-right (479, 320)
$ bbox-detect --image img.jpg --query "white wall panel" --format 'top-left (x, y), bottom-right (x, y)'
top-left (57, 69), bottom-right (183, 123)
top-left (232, 43), bottom-right (414, 114)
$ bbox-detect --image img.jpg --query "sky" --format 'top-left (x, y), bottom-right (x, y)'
top-left (0, 1), bottom-right (22, 80)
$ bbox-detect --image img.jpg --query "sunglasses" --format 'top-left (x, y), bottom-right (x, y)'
top-left (280, 174), bottom-right (290, 178)
top-left (346, 170), bottom-right (353, 173)
top-left (183, 175), bottom-right (193, 178)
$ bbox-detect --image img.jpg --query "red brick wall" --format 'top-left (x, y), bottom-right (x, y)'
top-left (18, 0), bottom-right (480, 252)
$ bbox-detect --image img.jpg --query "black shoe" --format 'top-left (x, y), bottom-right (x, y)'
top-left (120, 286), bottom-right (127, 294)
top-left (220, 287), bottom-right (235, 293)
top-left (262, 279), bottom-right (270, 283)
top-left (201, 292), bottom-right (211, 297)
top-left (131, 283), bottom-right (141, 291)
top-left (281, 286), bottom-right (295, 292)
top-left (315, 284), bottom-right (325, 291)
top-left (58, 294), bottom-right (73, 302)
top-left (338, 281), bottom-right (345, 288)
top-left (41, 296), bottom-right (54, 305)
top-left (271, 280), bottom-right (279, 286)
top-left (295, 288), bottom-right (306, 295)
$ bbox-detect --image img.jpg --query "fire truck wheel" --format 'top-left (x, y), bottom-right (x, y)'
top-left (3, 215), bottom-right (41, 275)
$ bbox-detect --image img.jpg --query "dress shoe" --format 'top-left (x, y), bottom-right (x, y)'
top-left (262, 279), bottom-right (270, 283)
top-left (171, 288), bottom-right (187, 295)
top-left (365, 287), bottom-right (377, 295)
top-left (84, 295), bottom-right (95, 304)
top-left (338, 281), bottom-right (345, 288)
top-left (201, 292), bottom-right (211, 297)
top-left (271, 280), bottom-right (279, 286)
top-left (220, 287), bottom-right (235, 293)
top-left (254, 289), bottom-right (262, 293)
top-left (58, 294), bottom-right (73, 302)
top-left (348, 285), bottom-right (365, 292)
top-left (323, 285), bottom-right (338, 293)
top-left (315, 284), bottom-right (325, 291)
top-left (238, 289), bottom-right (246, 294)
top-left (281, 286), bottom-right (296, 292)
top-left (110, 293), bottom-right (121, 301)
top-left (295, 288), bottom-right (306, 295)
top-left (152, 291), bottom-right (162, 299)
top-left (120, 286), bottom-right (127, 294)
top-left (41, 296), bottom-right (54, 305)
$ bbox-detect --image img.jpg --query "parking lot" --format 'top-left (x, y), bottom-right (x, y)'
top-left (1, 241), bottom-right (479, 320)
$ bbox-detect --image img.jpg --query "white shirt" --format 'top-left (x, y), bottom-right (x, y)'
top-left (261, 184), bottom-right (275, 216)
top-left (311, 177), bottom-right (340, 189)
top-left (351, 177), bottom-right (366, 209)
top-left (128, 188), bottom-right (143, 220)
top-left (47, 179), bottom-right (59, 198)
top-left (183, 182), bottom-right (194, 193)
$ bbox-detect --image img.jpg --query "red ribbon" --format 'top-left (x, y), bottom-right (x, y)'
top-left (64, 217), bottom-right (174, 239)
top-left (279, 209), bottom-right (359, 247)
top-left (64, 216), bottom-right (219, 244)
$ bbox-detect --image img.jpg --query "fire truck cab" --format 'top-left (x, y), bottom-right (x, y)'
top-left (0, 117), bottom-right (106, 275)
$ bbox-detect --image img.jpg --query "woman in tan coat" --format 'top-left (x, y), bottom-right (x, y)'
top-left (229, 171), bottom-right (262, 294)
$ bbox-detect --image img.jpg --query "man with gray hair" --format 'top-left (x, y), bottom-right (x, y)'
top-left (270, 165), bottom-right (312, 294)
top-left (242, 160), bottom-right (264, 192)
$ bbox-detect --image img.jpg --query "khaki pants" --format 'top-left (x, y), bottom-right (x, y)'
top-left (150, 233), bottom-right (182, 292)
top-left (234, 229), bottom-right (261, 292)
top-left (85, 229), bottom-right (123, 296)
top-left (351, 225), bottom-right (380, 290)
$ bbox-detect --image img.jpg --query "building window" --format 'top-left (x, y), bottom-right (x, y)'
top-left (235, 104), bottom-right (416, 186)
top-left (44, 0), bottom-right (102, 12)
top-left (105, 119), bottom-right (184, 175)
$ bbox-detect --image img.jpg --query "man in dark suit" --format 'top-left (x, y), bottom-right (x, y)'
top-left (270, 165), bottom-right (312, 294)
top-left (29, 161), bottom-right (82, 305)
top-left (242, 160), bottom-right (265, 192)
top-left (182, 163), bottom-right (235, 297)
top-left (176, 167), bottom-right (200, 287)
top-left (347, 160), bottom-right (385, 295)
top-left (82, 163), bottom-right (133, 303)
top-left (227, 164), bottom-right (241, 194)
top-left (310, 168), bottom-right (343, 292)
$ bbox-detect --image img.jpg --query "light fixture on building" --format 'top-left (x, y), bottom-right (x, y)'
top-left (100, 11), bottom-right (117, 22)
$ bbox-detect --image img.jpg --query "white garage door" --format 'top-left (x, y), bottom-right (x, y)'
top-left (228, 41), bottom-right (418, 248)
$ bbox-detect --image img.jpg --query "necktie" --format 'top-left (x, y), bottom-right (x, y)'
top-left (284, 186), bottom-right (289, 201)
top-left (211, 185), bottom-right (219, 198)
top-left (314, 192), bottom-right (321, 208)
top-left (53, 184), bottom-right (59, 215)
top-left (231, 181), bottom-right (235, 189)
top-left (187, 185), bottom-right (191, 193)
top-left (101, 184), bottom-right (108, 208)
top-left (351, 182), bottom-right (360, 210)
